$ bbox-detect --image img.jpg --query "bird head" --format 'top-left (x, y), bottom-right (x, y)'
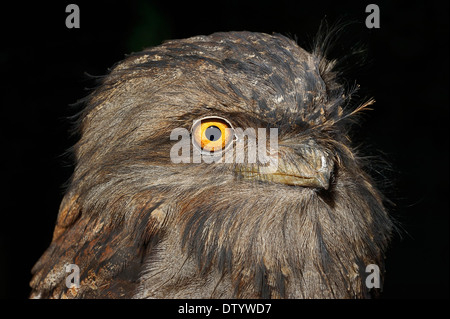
top-left (31, 31), bottom-right (393, 299)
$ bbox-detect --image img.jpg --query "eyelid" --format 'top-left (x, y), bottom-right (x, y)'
top-left (191, 116), bottom-right (234, 131)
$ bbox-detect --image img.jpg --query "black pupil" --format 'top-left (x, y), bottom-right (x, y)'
top-left (205, 126), bottom-right (221, 142)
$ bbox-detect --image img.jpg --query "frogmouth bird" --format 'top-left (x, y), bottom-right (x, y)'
top-left (30, 31), bottom-right (393, 299)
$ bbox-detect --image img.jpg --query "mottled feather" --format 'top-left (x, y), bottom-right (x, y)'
top-left (30, 31), bottom-right (393, 299)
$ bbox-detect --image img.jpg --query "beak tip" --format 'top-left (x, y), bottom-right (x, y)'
top-left (317, 174), bottom-right (331, 190)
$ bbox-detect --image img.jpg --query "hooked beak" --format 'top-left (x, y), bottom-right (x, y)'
top-left (237, 143), bottom-right (333, 190)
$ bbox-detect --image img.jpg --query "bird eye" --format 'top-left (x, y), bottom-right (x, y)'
top-left (192, 117), bottom-right (234, 152)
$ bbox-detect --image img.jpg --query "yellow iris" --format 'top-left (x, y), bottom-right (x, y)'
top-left (192, 117), bottom-right (233, 152)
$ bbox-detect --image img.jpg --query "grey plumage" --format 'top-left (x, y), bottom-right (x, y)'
top-left (30, 31), bottom-right (393, 299)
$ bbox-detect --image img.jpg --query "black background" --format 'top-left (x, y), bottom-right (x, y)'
top-left (1, 0), bottom-right (448, 300)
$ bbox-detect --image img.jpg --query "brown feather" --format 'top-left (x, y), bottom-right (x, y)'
top-left (30, 31), bottom-right (393, 299)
